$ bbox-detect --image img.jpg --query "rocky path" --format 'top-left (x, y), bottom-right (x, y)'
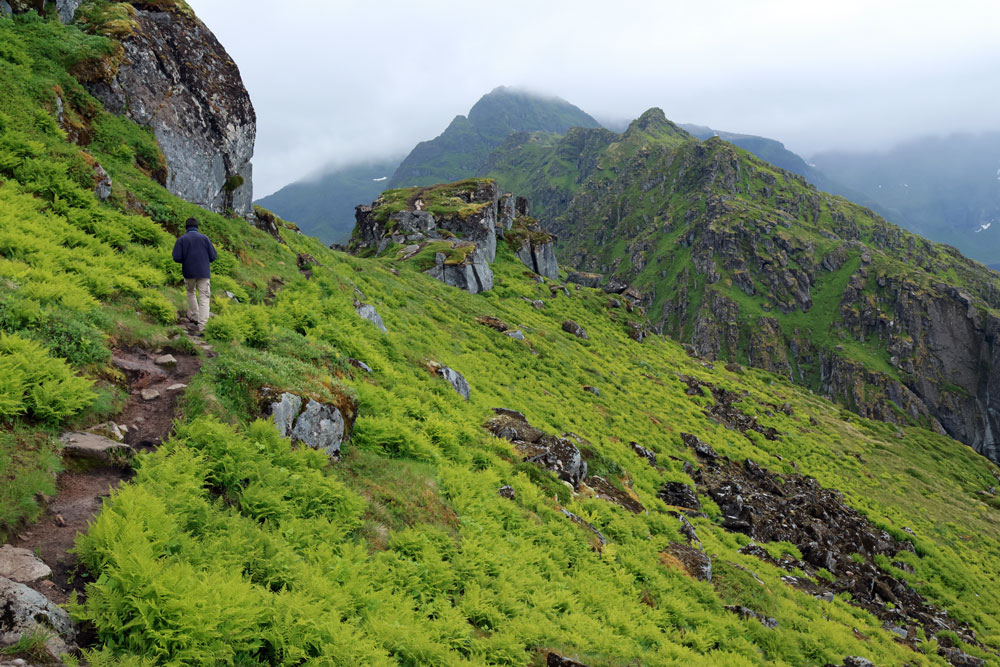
top-left (7, 335), bottom-right (208, 606)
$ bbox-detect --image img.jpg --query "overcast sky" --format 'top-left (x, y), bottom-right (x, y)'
top-left (186, 0), bottom-right (1000, 198)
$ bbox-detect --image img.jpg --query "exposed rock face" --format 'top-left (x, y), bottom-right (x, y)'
top-left (484, 409), bottom-right (587, 489)
top-left (264, 389), bottom-right (355, 459)
top-left (663, 542), bottom-right (712, 581)
top-left (436, 365), bottom-right (470, 400)
top-left (684, 438), bottom-right (984, 650)
top-left (658, 481), bottom-right (701, 510)
top-left (92, 162), bottom-right (112, 200)
top-left (630, 441), bottom-right (657, 467)
top-left (351, 181), bottom-right (562, 295)
top-left (425, 246), bottom-right (494, 294)
top-left (562, 320), bottom-right (588, 339)
top-left (355, 302), bottom-right (387, 333)
top-left (567, 271), bottom-right (602, 288)
top-left (547, 651), bottom-right (590, 667)
top-left (0, 576), bottom-right (77, 659)
top-left (724, 605), bottom-right (778, 629)
top-left (585, 476), bottom-right (644, 513)
top-left (506, 215), bottom-right (558, 280)
top-left (85, 5), bottom-right (255, 215)
top-left (60, 431), bottom-right (133, 465)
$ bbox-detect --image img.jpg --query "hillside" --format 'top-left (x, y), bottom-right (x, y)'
top-left (389, 86), bottom-right (601, 189)
top-left (812, 133), bottom-right (1000, 266)
top-left (679, 124), bottom-right (877, 210)
top-left (2, 5), bottom-right (1000, 667)
top-left (485, 109), bottom-right (1000, 466)
top-left (254, 157), bottom-right (400, 245)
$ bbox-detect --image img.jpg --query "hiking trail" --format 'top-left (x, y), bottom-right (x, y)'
top-left (9, 332), bottom-right (210, 606)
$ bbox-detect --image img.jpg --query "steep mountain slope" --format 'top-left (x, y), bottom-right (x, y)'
top-left (680, 124), bottom-right (874, 208)
top-left (486, 109), bottom-right (1000, 465)
top-left (812, 133), bottom-right (1000, 266)
top-left (3, 6), bottom-right (1000, 667)
top-left (254, 157), bottom-right (400, 244)
top-left (389, 86), bottom-right (601, 189)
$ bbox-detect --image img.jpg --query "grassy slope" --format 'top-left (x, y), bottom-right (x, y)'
top-left (2, 9), bottom-right (1000, 667)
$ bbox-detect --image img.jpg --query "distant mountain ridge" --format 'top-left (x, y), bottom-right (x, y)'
top-left (388, 86), bottom-right (602, 188)
top-left (255, 87), bottom-right (601, 244)
top-left (255, 158), bottom-right (401, 245)
top-left (812, 132), bottom-right (1000, 265)
top-left (483, 107), bottom-right (1000, 464)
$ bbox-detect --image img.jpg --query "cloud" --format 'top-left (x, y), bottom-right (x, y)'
top-left (186, 0), bottom-right (1000, 197)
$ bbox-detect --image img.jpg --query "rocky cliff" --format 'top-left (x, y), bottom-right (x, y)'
top-left (350, 179), bottom-right (557, 293)
top-left (488, 109), bottom-right (1000, 464)
top-left (72, 0), bottom-right (255, 216)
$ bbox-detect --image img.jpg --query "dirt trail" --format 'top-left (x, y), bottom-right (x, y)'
top-left (10, 334), bottom-right (208, 604)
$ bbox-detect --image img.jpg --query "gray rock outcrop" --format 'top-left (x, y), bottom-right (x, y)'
top-left (53, 0), bottom-right (78, 23)
top-left (0, 576), bottom-right (77, 659)
top-left (264, 389), bottom-right (354, 459)
top-left (291, 399), bottom-right (345, 458)
top-left (350, 180), bottom-right (559, 295)
top-left (562, 320), bottom-right (588, 339)
top-left (425, 247), bottom-right (494, 294)
top-left (85, 5), bottom-right (255, 215)
top-left (436, 365), bottom-right (470, 400)
top-left (664, 542), bottom-right (712, 582)
top-left (484, 409), bottom-right (587, 489)
top-left (516, 239), bottom-right (558, 280)
top-left (355, 302), bottom-right (387, 333)
top-left (505, 214), bottom-right (559, 280)
top-left (566, 272), bottom-right (603, 288)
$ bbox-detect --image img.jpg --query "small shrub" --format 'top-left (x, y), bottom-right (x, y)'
top-left (138, 291), bottom-right (176, 324)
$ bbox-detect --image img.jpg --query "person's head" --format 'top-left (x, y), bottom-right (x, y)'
top-left (185, 217), bottom-right (199, 230)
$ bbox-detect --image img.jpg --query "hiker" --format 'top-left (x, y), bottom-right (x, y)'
top-left (171, 217), bottom-right (217, 333)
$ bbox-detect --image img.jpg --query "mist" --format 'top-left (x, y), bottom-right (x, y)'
top-left (185, 0), bottom-right (1000, 198)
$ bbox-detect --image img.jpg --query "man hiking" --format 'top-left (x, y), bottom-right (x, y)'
top-left (172, 217), bottom-right (217, 333)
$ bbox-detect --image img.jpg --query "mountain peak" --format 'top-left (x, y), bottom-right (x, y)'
top-left (389, 87), bottom-right (601, 188)
top-left (623, 108), bottom-right (691, 143)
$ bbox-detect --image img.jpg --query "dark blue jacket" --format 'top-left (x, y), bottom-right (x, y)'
top-left (172, 229), bottom-right (217, 279)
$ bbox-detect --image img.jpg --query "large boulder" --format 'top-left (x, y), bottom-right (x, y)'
top-left (562, 320), bottom-right (588, 339)
top-left (0, 576), bottom-right (77, 659)
top-left (84, 4), bottom-right (255, 215)
top-left (263, 388), bottom-right (356, 459)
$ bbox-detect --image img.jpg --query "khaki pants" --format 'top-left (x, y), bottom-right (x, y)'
top-left (184, 278), bottom-right (211, 329)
